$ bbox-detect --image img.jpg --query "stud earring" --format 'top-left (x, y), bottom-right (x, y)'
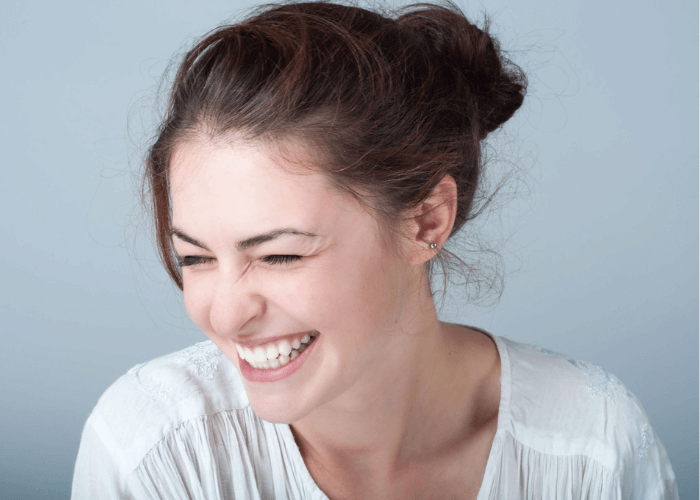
top-left (429, 242), bottom-right (437, 249)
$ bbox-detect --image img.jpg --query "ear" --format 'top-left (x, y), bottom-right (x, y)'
top-left (404, 174), bottom-right (458, 266)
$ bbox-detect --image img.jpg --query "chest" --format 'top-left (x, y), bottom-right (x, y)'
top-left (305, 422), bottom-right (497, 500)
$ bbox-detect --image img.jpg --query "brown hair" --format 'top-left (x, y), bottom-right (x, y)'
top-left (143, 0), bottom-right (527, 304)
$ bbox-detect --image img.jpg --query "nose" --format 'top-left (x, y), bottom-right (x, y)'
top-left (208, 270), bottom-right (265, 338)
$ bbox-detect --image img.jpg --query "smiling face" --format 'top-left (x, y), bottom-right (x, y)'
top-left (170, 136), bottom-right (418, 423)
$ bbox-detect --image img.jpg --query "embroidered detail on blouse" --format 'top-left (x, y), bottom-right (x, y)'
top-left (128, 362), bottom-right (170, 402)
top-left (127, 362), bottom-right (145, 375)
top-left (566, 358), bottom-right (631, 400)
top-left (636, 424), bottom-right (656, 462)
top-left (534, 345), bottom-right (557, 355)
top-left (533, 344), bottom-right (632, 401)
top-left (172, 341), bottom-right (223, 381)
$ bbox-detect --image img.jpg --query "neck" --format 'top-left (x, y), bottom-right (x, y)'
top-left (289, 280), bottom-right (497, 488)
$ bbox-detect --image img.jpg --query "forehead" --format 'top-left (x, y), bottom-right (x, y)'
top-left (169, 138), bottom-right (360, 239)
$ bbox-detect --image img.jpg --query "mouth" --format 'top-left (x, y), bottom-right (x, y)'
top-left (235, 331), bottom-right (320, 383)
top-left (235, 330), bottom-right (319, 369)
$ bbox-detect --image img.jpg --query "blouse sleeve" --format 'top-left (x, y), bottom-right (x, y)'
top-left (70, 349), bottom-right (288, 500)
top-left (503, 340), bottom-right (680, 500)
top-left (571, 360), bottom-right (680, 500)
top-left (619, 416), bottom-right (679, 500)
top-left (71, 412), bottom-right (145, 500)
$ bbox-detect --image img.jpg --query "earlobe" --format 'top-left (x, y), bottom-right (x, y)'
top-left (408, 174), bottom-right (458, 265)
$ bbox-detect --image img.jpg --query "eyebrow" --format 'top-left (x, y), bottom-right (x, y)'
top-left (170, 226), bottom-right (319, 252)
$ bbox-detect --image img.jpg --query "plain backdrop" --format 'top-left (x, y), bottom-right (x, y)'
top-left (1, 0), bottom-right (697, 497)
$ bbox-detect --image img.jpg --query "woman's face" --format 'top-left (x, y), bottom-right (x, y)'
top-left (170, 137), bottom-right (414, 423)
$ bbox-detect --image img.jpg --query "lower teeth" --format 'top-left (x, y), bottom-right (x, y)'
top-left (249, 335), bottom-right (315, 370)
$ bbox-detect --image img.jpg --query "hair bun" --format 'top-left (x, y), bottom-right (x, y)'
top-left (397, 3), bottom-right (527, 139)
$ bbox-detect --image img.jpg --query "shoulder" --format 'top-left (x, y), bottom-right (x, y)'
top-left (497, 336), bottom-right (651, 463)
top-left (81, 340), bottom-right (250, 473)
top-left (73, 341), bottom-right (322, 499)
top-left (495, 336), bottom-right (677, 495)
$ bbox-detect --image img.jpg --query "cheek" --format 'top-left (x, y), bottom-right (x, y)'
top-left (263, 269), bottom-right (333, 325)
top-left (305, 251), bottom-right (400, 334)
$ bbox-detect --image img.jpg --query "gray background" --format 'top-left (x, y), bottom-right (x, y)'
top-left (1, 0), bottom-right (697, 498)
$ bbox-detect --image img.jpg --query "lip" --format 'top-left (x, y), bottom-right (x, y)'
top-left (237, 333), bottom-right (319, 383)
top-left (232, 330), bottom-right (315, 348)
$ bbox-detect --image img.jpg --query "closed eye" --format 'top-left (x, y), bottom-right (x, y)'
top-left (177, 255), bottom-right (212, 267)
top-left (262, 255), bottom-right (303, 265)
top-left (176, 255), bottom-right (303, 267)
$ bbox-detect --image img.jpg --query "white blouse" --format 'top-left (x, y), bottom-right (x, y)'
top-left (72, 329), bottom-right (679, 499)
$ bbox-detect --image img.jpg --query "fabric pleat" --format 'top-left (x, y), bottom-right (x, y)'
top-left (477, 431), bottom-right (620, 499)
top-left (129, 408), bottom-right (326, 500)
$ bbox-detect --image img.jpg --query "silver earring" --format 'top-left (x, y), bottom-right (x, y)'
top-left (429, 242), bottom-right (437, 249)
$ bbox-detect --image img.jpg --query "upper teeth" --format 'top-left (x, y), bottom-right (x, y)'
top-left (236, 331), bottom-right (317, 364)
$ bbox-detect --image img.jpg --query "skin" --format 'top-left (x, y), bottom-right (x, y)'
top-left (170, 135), bottom-right (501, 499)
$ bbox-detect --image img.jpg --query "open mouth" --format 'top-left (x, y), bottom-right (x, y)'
top-left (238, 330), bottom-right (319, 370)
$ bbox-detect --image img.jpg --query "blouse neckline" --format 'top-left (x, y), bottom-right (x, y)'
top-left (465, 325), bottom-right (511, 499)
top-left (279, 324), bottom-right (511, 499)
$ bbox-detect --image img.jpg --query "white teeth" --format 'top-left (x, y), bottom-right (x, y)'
top-left (266, 344), bottom-right (279, 361)
top-left (277, 339), bottom-right (292, 357)
top-left (253, 346), bottom-right (267, 364)
top-left (237, 330), bottom-right (318, 368)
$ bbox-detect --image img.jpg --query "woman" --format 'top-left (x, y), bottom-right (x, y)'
top-left (72, 1), bottom-right (678, 498)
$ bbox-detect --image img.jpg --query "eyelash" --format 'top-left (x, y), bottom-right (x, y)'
top-left (262, 255), bottom-right (303, 265)
top-left (176, 255), bottom-right (303, 268)
top-left (177, 256), bottom-right (211, 267)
